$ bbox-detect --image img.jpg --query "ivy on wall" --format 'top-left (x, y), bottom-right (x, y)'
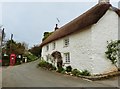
top-left (105, 40), bottom-right (120, 66)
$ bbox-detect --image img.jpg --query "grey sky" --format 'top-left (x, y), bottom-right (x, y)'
top-left (1, 1), bottom-right (118, 48)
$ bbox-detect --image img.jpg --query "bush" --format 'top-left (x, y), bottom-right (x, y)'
top-left (57, 67), bottom-right (65, 73)
top-left (38, 60), bottom-right (47, 67)
top-left (66, 66), bottom-right (72, 72)
top-left (26, 53), bottom-right (38, 62)
top-left (71, 69), bottom-right (81, 77)
top-left (61, 69), bottom-right (66, 74)
top-left (105, 40), bottom-right (120, 64)
top-left (80, 70), bottom-right (91, 76)
top-left (38, 60), bottom-right (56, 70)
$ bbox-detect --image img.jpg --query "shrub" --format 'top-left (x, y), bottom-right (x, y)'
top-left (71, 69), bottom-right (81, 76)
top-left (57, 67), bottom-right (65, 73)
top-left (105, 40), bottom-right (120, 65)
top-left (61, 69), bottom-right (66, 74)
top-left (38, 60), bottom-right (56, 70)
top-left (66, 66), bottom-right (72, 72)
top-left (51, 65), bottom-right (56, 70)
top-left (80, 70), bottom-right (91, 76)
top-left (38, 60), bottom-right (47, 67)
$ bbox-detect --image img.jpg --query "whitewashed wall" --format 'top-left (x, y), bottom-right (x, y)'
top-left (41, 8), bottom-right (119, 75)
top-left (91, 9), bottom-right (118, 74)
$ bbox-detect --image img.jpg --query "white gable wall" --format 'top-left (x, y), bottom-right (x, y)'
top-left (41, 9), bottom-right (119, 75)
top-left (91, 9), bottom-right (118, 74)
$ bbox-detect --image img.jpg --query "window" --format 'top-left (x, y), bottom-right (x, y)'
top-left (52, 42), bottom-right (56, 50)
top-left (46, 45), bottom-right (49, 51)
top-left (64, 53), bottom-right (70, 63)
top-left (46, 55), bottom-right (49, 61)
top-left (64, 38), bottom-right (69, 47)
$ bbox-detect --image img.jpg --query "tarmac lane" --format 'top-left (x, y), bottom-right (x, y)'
top-left (2, 60), bottom-right (119, 88)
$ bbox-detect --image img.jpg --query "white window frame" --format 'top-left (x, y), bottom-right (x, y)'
top-left (64, 38), bottom-right (69, 47)
top-left (46, 45), bottom-right (49, 51)
top-left (64, 52), bottom-right (70, 63)
top-left (52, 42), bottom-right (56, 50)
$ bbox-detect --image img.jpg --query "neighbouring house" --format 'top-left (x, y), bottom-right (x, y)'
top-left (40, 0), bottom-right (120, 75)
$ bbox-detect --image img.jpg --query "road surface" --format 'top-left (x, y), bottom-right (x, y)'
top-left (2, 60), bottom-right (119, 87)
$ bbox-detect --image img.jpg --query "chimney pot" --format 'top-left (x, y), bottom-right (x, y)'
top-left (99, 0), bottom-right (110, 4)
top-left (55, 24), bottom-right (59, 31)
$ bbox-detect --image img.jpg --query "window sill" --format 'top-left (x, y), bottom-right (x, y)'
top-left (63, 62), bottom-right (70, 64)
top-left (63, 46), bottom-right (69, 48)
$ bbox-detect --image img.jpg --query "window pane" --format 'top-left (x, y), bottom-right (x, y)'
top-left (64, 53), bottom-right (70, 63)
top-left (64, 38), bottom-right (69, 47)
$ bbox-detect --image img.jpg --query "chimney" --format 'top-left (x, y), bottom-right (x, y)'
top-left (55, 24), bottom-right (59, 31)
top-left (99, 0), bottom-right (110, 4)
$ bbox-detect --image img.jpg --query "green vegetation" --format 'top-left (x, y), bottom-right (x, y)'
top-left (42, 32), bottom-right (53, 41)
top-left (38, 59), bottom-right (91, 76)
top-left (3, 40), bottom-right (27, 56)
top-left (71, 69), bottom-right (81, 77)
top-left (80, 70), bottom-right (91, 76)
top-left (38, 60), bottom-right (56, 70)
top-left (105, 40), bottom-right (120, 65)
top-left (71, 69), bottom-right (91, 76)
top-left (57, 67), bottom-right (65, 73)
top-left (66, 66), bottom-right (72, 72)
top-left (2, 39), bottom-right (38, 66)
top-left (25, 52), bottom-right (38, 62)
top-left (29, 45), bottom-right (42, 57)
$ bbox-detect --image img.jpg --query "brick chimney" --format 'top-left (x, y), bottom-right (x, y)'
top-left (99, 0), bottom-right (110, 4)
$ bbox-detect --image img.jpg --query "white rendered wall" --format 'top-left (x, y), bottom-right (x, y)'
top-left (91, 9), bottom-right (118, 74)
top-left (42, 27), bottom-right (93, 73)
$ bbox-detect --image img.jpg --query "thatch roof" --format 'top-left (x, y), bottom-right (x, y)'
top-left (40, 3), bottom-right (120, 47)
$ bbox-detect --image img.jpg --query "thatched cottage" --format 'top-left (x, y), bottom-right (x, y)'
top-left (40, 0), bottom-right (119, 75)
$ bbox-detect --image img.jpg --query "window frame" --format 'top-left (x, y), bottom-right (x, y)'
top-left (52, 42), bottom-right (56, 50)
top-left (64, 52), bottom-right (70, 63)
top-left (63, 38), bottom-right (69, 47)
top-left (46, 45), bottom-right (49, 51)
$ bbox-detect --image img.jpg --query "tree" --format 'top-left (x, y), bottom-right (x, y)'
top-left (42, 32), bottom-right (53, 41)
top-left (29, 45), bottom-right (42, 57)
top-left (3, 40), bottom-right (27, 56)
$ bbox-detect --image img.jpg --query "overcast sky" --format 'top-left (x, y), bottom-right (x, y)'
top-left (0, 0), bottom-right (119, 48)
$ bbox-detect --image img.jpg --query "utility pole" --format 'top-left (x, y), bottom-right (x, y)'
top-left (10, 34), bottom-right (13, 54)
top-left (0, 27), bottom-right (4, 65)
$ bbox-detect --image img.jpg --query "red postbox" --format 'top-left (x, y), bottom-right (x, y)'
top-left (10, 54), bottom-right (16, 66)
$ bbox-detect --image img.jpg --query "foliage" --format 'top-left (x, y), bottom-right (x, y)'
top-left (2, 40), bottom-right (29, 66)
top-left (3, 40), bottom-right (27, 56)
top-left (57, 67), bottom-right (65, 73)
top-left (80, 70), bottom-right (91, 76)
top-left (105, 40), bottom-right (120, 64)
top-left (29, 45), bottom-right (42, 57)
top-left (66, 66), bottom-right (72, 72)
top-left (42, 32), bottom-right (53, 41)
top-left (25, 52), bottom-right (38, 62)
top-left (71, 69), bottom-right (81, 77)
top-left (38, 60), bottom-right (56, 70)
top-left (61, 69), bottom-right (66, 74)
